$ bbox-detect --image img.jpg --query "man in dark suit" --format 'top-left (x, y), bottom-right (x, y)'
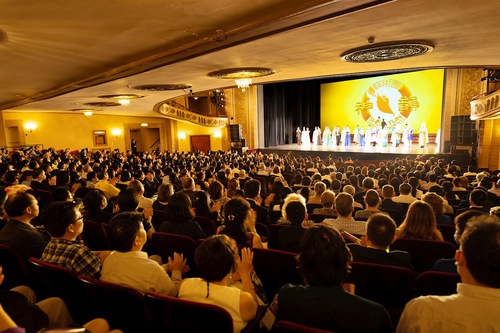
top-left (0, 192), bottom-right (49, 259)
top-left (348, 213), bottom-right (413, 271)
top-left (455, 188), bottom-right (491, 216)
top-left (29, 168), bottom-right (51, 192)
top-left (279, 201), bottom-right (307, 253)
top-left (378, 185), bottom-right (403, 212)
top-left (244, 179), bottom-right (270, 226)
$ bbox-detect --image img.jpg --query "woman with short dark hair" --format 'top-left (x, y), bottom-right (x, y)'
top-left (159, 191), bottom-right (206, 240)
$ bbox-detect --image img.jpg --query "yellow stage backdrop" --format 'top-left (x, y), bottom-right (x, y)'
top-left (320, 69), bottom-right (444, 133)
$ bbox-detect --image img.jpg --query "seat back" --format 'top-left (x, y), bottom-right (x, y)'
top-left (417, 271), bottom-right (461, 296)
top-left (35, 189), bottom-right (53, 209)
top-left (437, 224), bottom-right (457, 245)
top-left (345, 261), bottom-right (417, 308)
top-left (151, 232), bottom-right (198, 276)
top-left (151, 209), bottom-right (167, 231)
top-left (28, 258), bottom-right (90, 324)
top-left (145, 291), bottom-right (233, 333)
top-left (193, 216), bottom-right (217, 236)
top-left (307, 214), bottom-right (332, 223)
top-left (0, 244), bottom-right (30, 290)
top-left (269, 210), bottom-right (283, 225)
top-left (268, 224), bottom-right (287, 250)
top-left (391, 238), bottom-right (457, 273)
top-left (271, 320), bottom-right (334, 333)
top-left (81, 219), bottom-right (110, 250)
top-left (306, 203), bottom-right (323, 214)
top-left (252, 248), bottom-right (302, 301)
top-left (379, 208), bottom-right (405, 225)
top-left (255, 222), bottom-right (269, 242)
top-left (78, 275), bottom-right (150, 333)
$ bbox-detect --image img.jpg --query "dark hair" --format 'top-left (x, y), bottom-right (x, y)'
top-left (244, 179), bottom-right (261, 198)
top-left (108, 211), bottom-right (143, 252)
top-left (208, 180), bottom-right (224, 201)
top-left (454, 210), bottom-right (488, 244)
top-left (220, 197), bottom-right (251, 247)
top-left (166, 191), bottom-right (195, 222)
top-left (299, 225), bottom-right (352, 286)
top-left (84, 189), bottom-right (107, 212)
top-left (52, 187), bottom-right (72, 202)
top-left (117, 188), bottom-right (139, 212)
top-left (366, 213), bottom-right (396, 248)
top-left (192, 191), bottom-right (212, 218)
top-left (470, 189), bottom-right (488, 206)
top-left (461, 217), bottom-right (500, 288)
top-left (4, 192), bottom-right (36, 217)
top-left (127, 180), bottom-right (144, 194)
top-left (364, 189), bottom-right (380, 207)
top-left (195, 235), bottom-right (238, 282)
top-left (41, 201), bottom-right (79, 237)
top-left (285, 201), bottom-right (306, 224)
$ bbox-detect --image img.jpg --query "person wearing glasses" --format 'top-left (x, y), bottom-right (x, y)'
top-left (40, 201), bottom-right (109, 278)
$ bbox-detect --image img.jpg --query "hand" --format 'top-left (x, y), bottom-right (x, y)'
top-left (212, 201), bottom-right (222, 213)
top-left (238, 248), bottom-right (254, 277)
top-left (143, 207), bottom-right (153, 219)
top-left (169, 252), bottom-right (187, 273)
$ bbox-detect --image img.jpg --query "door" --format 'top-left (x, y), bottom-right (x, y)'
top-left (190, 135), bottom-right (211, 153)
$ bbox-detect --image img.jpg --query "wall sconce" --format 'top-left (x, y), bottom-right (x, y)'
top-left (111, 128), bottom-right (122, 137)
top-left (213, 130), bottom-right (222, 138)
top-left (25, 122), bottom-right (38, 133)
top-left (83, 111), bottom-right (93, 117)
top-left (178, 132), bottom-right (187, 140)
top-left (140, 122), bottom-right (149, 127)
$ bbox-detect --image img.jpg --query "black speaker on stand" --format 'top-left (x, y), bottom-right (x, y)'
top-left (229, 124), bottom-right (242, 142)
top-left (450, 116), bottom-right (475, 146)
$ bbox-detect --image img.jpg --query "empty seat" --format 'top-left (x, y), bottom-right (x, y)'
top-left (390, 238), bottom-right (457, 273)
top-left (145, 291), bottom-right (233, 333)
top-left (79, 275), bottom-right (150, 333)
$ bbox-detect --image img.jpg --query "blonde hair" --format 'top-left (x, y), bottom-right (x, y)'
top-left (282, 193), bottom-right (306, 220)
top-left (398, 201), bottom-right (442, 241)
top-left (320, 190), bottom-right (335, 208)
top-left (421, 192), bottom-right (445, 214)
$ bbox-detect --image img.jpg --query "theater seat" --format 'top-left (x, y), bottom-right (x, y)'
top-left (81, 219), bottom-right (110, 251)
top-left (271, 320), bottom-right (335, 333)
top-left (417, 271), bottom-right (461, 296)
top-left (0, 244), bottom-right (30, 290)
top-left (151, 232), bottom-right (198, 276)
top-left (144, 291), bottom-right (233, 333)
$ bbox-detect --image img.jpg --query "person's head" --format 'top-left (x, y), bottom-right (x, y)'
top-left (285, 200), bottom-right (307, 225)
top-left (421, 192), bottom-right (445, 215)
top-left (244, 179), bottom-right (261, 199)
top-left (195, 234), bottom-right (239, 283)
top-left (4, 170), bottom-right (19, 185)
top-left (192, 190), bottom-right (212, 215)
top-left (313, 182), bottom-right (326, 197)
top-left (4, 192), bottom-right (38, 219)
top-left (457, 216), bottom-right (500, 288)
top-left (342, 185), bottom-right (355, 197)
top-left (366, 213), bottom-right (397, 249)
top-left (207, 180), bottom-right (224, 201)
top-left (469, 188), bottom-right (488, 206)
top-left (156, 184), bottom-right (174, 203)
top-left (335, 192), bottom-right (354, 217)
top-left (362, 177), bottom-right (374, 190)
top-left (299, 225), bottom-right (352, 287)
top-left (84, 189), bottom-right (107, 212)
top-left (41, 201), bottom-right (83, 238)
top-left (222, 197), bottom-right (252, 246)
top-left (453, 210), bottom-right (488, 245)
top-left (166, 191), bottom-right (195, 222)
top-left (364, 189), bottom-right (380, 208)
top-left (399, 200), bottom-right (438, 240)
top-left (399, 183), bottom-right (412, 196)
top-left (116, 188), bottom-right (139, 212)
top-left (320, 190), bottom-right (335, 209)
top-left (51, 187), bottom-right (74, 202)
top-left (108, 211), bottom-right (146, 252)
top-left (381, 185), bottom-right (395, 198)
top-left (182, 177), bottom-right (195, 191)
top-left (127, 179), bottom-right (145, 195)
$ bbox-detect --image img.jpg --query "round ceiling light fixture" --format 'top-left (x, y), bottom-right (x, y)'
top-left (133, 84), bottom-right (192, 91)
top-left (341, 41), bottom-right (434, 63)
top-left (208, 67), bottom-right (275, 91)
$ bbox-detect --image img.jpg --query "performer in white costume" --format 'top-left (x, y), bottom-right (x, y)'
top-left (418, 122), bottom-right (428, 148)
top-left (322, 126), bottom-right (331, 146)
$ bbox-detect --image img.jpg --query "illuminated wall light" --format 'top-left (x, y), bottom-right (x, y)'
top-left (83, 111), bottom-right (93, 117)
top-left (178, 132), bottom-right (187, 140)
top-left (111, 128), bottom-right (122, 137)
top-left (235, 78), bottom-right (252, 91)
top-left (213, 130), bottom-right (222, 138)
top-left (24, 122), bottom-right (38, 132)
top-left (141, 122), bottom-right (149, 127)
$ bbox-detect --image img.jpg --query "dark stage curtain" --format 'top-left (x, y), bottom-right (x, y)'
top-left (263, 81), bottom-right (321, 147)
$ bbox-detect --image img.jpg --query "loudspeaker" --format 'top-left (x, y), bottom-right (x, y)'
top-left (229, 124), bottom-right (242, 142)
top-left (450, 116), bottom-right (475, 146)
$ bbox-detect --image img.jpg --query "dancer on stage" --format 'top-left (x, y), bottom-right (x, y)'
top-left (392, 124), bottom-right (402, 147)
top-left (316, 127), bottom-right (322, 145)
top-left (419, 122), bottom-right (428, 148)
top-left (352, 125), bottom-right (361, 145)
top-left (403, 124), bottom-right (413, 148)
top-left (359, 127), bottom-right (365, 147)
top-left (334, 126), bottom-right (341, 146)
top-left (322, 126), bottom-right (331, 146)
top-left (343, 125), bottom-right (351, 146)
top-left (296, 127), bottom-right (302, 145)
top-left (312, 127), bottom-right (319, 145)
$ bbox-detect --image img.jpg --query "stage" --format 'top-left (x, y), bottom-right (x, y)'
top-left (257, 143), bottom-right (472, 165)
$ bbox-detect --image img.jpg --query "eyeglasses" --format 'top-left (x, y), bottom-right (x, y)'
top-left (72, 216), bottom-right (84, 224)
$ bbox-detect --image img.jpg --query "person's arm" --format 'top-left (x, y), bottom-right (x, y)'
top-left (238, 248), bottom-right (259, 322)
top-left (251, 233), bottom-right (264, 249)
top-left (157, 252), bottom-right (186, 296)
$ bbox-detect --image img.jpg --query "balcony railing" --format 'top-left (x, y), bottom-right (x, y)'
top-left (470, 90), bottom-right (500, 120)
top-left (155, 101), bottom-right (228, 127)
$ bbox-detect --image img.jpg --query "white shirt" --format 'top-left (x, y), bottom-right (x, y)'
top-left (392, 194), bottom-right (418, 204)
top-left (101, 251), bottom-right (182, 296)
top-left (323, 216), bottom-right (367, 236)
top-left (396, 283), bottom-right (500, 333)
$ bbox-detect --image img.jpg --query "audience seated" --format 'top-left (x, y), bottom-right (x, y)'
top-left (83, 190), bottom-right (113, 224)
top-left (348, 213), bottom-right (413, 270)
top-left (159, 192), bottom-right (206, 241)
top-left (278, 201), bottom-right (308, 253)
top-left (397, 201), bottom-right (444, 241)
top-left (354, 189), bottom-right (388, 219)
top-left (396, 216), bottom-right (500, 332)
top-left (312, 190), bottom-right (336, 216)
top-left (323, 193), bottom-right (367, 236)
top-left (101, 211), bottom-right (186, 296)
top-left (275, 225), bottom-right (393, 332)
